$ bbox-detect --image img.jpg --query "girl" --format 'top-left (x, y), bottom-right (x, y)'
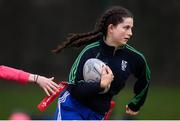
top-left (53, 6), bottom-right (150, 120)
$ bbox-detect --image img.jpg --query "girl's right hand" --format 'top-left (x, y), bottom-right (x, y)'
top-left (29, 74), bottom-right (60, 96)
top-left (100, 66), bottom-right (114, 88)
top-left (36, 76), bottom-right (60, 96)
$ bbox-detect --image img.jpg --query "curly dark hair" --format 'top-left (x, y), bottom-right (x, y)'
top-left (52, 6), bottom-right (133, 53)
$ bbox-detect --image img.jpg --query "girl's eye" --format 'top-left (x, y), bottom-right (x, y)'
top-left (123, 25), bottom-right (133, 31)
top-left (124, 26), bottom-right (130, 30)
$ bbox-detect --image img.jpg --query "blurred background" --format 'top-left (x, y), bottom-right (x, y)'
top-left (0, 0), bottom-right (180, 120)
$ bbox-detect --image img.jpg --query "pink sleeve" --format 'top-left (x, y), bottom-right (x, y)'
top-left (0, 65), bottom-right (30, 84)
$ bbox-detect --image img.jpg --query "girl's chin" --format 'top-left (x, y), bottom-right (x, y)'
top-left (120, 41), bottom-right (127, 45)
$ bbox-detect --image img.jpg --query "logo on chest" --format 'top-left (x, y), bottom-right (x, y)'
top-left (121, 60), bottom-right (128, 71)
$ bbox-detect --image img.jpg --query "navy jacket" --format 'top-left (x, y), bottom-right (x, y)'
top-left (67, 40), bottom-right (151, 114)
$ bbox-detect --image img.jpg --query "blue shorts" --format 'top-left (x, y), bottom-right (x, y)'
top-left (54, 91), bottom-right (104, 120)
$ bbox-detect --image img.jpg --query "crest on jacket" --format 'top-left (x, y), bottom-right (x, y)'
top-left (121, 60), bottom-right (127, 71)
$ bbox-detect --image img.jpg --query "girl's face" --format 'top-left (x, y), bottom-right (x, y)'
top-left (107, 17), bottom-right (133, 46)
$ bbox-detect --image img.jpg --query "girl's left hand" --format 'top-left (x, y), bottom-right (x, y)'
top-left (125, 105), bottom-right (139, 115)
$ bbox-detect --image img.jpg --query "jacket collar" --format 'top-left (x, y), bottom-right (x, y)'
top-left (100, 39), bottom-right (126, 56)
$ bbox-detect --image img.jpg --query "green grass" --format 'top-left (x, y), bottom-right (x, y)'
top-left (0, 83), bottom-right (180, 120)
top-left (0, 83), bottom-right (57, 119)
top-left (111, 85), bottom-right (180, 120)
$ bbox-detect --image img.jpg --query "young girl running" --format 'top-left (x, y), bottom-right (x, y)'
top-left (53, 6), bottom-right (151, 120)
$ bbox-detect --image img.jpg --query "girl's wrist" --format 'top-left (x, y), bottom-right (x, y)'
top-left (28, 74), bottom-right (39, 83)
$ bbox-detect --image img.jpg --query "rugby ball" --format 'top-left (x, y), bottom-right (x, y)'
top-left (83, 58), bottom-right (111, 94)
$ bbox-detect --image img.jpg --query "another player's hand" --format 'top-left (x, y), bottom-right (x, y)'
top-left (100, 66), bottom-right (114, 88)
top-left (36, 76), bottom-right (60, 96)
top-left (125, 105), bottom-right (139, 115)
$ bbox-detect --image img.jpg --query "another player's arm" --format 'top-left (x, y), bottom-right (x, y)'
top-left (0, 65), bottom-right (59, 96)
top-left (0, 65), bottom-right (29, 83)
top-left (28, 74), bottom-right (59, 96)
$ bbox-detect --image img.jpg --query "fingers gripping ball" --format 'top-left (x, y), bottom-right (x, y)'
top-left (99, 84), bottom-right (111, 94)
top-left (83, 58), bottom-right (105, 82)
top-left (83, 58), bottom-right (111, 94)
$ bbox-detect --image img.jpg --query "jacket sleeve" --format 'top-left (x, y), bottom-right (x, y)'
top-left (128, 56), bottom-right (151, 111)
top-left (68, 44), bottom-right (103, 99)
top-left (0, 65), bottom-right (29, 84)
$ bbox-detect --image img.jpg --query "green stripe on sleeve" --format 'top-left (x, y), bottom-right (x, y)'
top-left (126, 44), bottom-right (151, 105)
top-left (68, 41), bottom-right (100, 84)
top-left (126, 44), bottom-right (151, 81)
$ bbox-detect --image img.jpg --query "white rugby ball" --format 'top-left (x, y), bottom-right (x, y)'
top-left (83, 58), bottom-right (106, 82)
top-left (83, 58), bottom-right (111, 94)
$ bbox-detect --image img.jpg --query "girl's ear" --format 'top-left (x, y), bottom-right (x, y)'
top-left (107, 24), bottom-right (114, 34)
